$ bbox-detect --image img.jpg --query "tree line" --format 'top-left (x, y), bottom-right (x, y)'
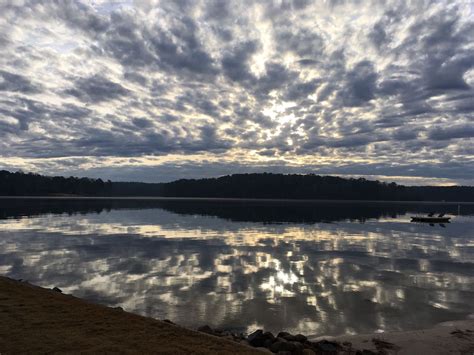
top-left (0, 170), bottom-right (113, 196)
top-left (1, 170), bottom-right (473, 201)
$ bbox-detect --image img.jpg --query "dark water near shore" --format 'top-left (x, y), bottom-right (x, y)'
top-left (0, 198), bottom-right (473, 336)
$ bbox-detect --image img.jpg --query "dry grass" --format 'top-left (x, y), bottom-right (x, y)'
top-left (0, 276), bottom-right (260, 354)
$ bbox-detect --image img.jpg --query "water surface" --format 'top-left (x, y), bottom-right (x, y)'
top-left (0, 198), bottom-right (473, 336)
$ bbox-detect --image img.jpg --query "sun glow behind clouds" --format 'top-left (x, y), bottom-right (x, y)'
top-left (0, 0), bottom-right (473, 184)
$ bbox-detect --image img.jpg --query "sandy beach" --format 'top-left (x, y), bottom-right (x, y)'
top-left (329, 320), bottom-right (474, 354)
top-left (1, 275), bottom-right (473, 354)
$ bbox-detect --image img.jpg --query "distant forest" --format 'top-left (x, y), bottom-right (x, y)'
top-left (1, 170), bottom-right (474, 201)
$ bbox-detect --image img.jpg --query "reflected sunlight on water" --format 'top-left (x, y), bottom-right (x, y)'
top-left (0, 199), bottom-right (473, 336)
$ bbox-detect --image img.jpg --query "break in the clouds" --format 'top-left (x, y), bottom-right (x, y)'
top-left (0, 0), bottom-right (473, 184)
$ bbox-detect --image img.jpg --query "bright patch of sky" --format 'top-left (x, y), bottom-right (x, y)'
top-left (0, 0), bottom-right (473, 184)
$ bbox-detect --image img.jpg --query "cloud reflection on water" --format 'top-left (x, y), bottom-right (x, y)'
top-left (0, 200), bottom-right (473, 336)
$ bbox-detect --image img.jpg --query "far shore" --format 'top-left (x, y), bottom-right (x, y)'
top-left (1, 195), bottom-right (474, 205)
top-left (1, 276), bottom-right (473, 354)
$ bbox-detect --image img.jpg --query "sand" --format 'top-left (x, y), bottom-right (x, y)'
top-left (0, 276), bottom-right (260, 354)
top-left (311, 320), bottom-right (474, 354)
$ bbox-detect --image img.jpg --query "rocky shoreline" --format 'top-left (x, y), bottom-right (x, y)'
top-left (190, 321), bottom-right (474, 355)
top-left (195, 324), bottom-right (394, 354)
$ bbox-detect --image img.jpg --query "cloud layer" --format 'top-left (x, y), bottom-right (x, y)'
top-left (0, 0), bottom-right (473, 184)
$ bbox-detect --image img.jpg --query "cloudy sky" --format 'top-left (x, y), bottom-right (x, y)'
top-left (0, 0), bottom-right (473, 185)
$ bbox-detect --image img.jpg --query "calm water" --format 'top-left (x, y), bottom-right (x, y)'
top-left (0, 198), bottom-right (473, 336)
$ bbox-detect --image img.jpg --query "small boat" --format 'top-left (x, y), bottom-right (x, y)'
top-left (411, 213), bottom-right (451, 223)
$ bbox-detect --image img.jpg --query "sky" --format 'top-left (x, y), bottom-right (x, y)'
top-left (0, 0), bottom-right (473, 185)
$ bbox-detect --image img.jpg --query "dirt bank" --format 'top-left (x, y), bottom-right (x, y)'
top-left (0, 276), bottom-right (260, 354)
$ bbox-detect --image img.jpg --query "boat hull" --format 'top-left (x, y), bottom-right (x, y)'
top-left (411, 217), bottom-right (451, 223)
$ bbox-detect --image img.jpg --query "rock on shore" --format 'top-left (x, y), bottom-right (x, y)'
top-left (197, 323), bottom-right (474, 355)
top-left (197, 325), bottom-right (364, 354)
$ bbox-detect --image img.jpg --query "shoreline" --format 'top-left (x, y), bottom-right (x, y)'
top-left (1, 195), bottom-right (474, 205)
top-left (319, 320), bottom-right (474, 354)
top-left (1, 277), bottom-right (473, 354)
top-left (0, 276), bottom-right (259, 354)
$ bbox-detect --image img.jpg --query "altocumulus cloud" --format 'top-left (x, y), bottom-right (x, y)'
top-left (0, 0), bottom-right (473, 184)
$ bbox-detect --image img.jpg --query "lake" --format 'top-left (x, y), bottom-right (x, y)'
top-left (0, 198), bottom-right (473, 336)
